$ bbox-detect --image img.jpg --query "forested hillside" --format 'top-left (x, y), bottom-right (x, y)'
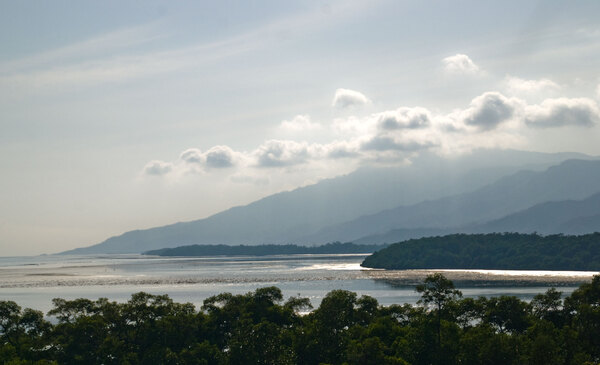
top-left (361, 233), bottom-right (600, 270)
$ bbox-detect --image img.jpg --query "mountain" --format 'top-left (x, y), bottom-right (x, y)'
top-left (62, 150), bottom-right (594, 254)
top-left (300, 159), bottom-right (600, 244)
top-left (470, 192), bottom-right (600, 235)
top-left (353, 193), bottom-right (600, 244)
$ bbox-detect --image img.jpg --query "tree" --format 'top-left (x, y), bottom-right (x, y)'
top-left (416, 273), bottom-right (462, 358)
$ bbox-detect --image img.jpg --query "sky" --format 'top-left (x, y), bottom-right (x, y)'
top-left (1, 0), bottom-right (600, 255)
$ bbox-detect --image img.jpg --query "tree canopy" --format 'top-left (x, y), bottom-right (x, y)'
top-left (362, 232), bottom-right (600, 270)
top-left (2, 275), bottom-right (600, 364)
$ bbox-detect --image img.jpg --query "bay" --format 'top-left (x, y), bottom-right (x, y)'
top-left (0, 254), bottom-right (596, 314)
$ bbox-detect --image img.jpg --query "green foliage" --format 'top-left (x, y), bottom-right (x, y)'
top-left (362, 232), bottom-right (600, 270)
top-left (4, 274), bottom-right (600, 364)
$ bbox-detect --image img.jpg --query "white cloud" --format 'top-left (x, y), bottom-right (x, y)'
top-left (375, 107), bottom-right (431, 130)
top-left (503, 76), bottom-right (560, 95)
top-left (205, 145), bottom-right (237, 168)
top-left (459, 92), bottom-right (520, 130)
top-left (180, 146), bottom-right (238, 169)
top-left (143, 160), bottom-right (173, 176)
top-left (180, 148), bottom-right (204, 164)
top-left (332, 88), bottom-right (371, 108)
top-left (596, 83), bottom-right (600, 99)
top-left (324, 140), bottom-right (361, 159)
top-left (143, 91), bottom-right (600, 182)
top-left (524, 98), bottom-right (600, 128)
top-left (280, 115), bottom-right (321, 131)
top-left (254, 140), bottom-right (312, 167)
top-left (442, 54), bottom-right (480, 75)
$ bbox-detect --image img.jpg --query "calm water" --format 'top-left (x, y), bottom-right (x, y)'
top-left (0, 254), bottom-right (596, 314)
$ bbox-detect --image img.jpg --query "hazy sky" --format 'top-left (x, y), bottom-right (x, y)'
top-left (2, 0), bottom-right (600, 255)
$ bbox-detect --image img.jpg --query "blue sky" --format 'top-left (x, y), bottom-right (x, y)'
top-left (1, 0), bottom-right (600, 255)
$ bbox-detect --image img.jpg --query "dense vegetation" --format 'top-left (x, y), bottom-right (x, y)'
top-left (3, 274), bottom-right (600, 364)
top-left (361, 232), bottom-right (600, 270)
top-left (144, 242), bottom-right (388, 256)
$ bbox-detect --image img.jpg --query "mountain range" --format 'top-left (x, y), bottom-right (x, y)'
top-left (62, 150), bottom-right (600, 254)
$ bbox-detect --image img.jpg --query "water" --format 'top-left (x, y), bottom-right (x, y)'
top-left (0, 254), bottom-right (596, 314)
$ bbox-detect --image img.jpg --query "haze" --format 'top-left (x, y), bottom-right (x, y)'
top-left (1, 1), bottom-right (600, 255)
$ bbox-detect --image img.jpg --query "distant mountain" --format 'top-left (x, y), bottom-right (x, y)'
top-left (62, 150), bottom-right (594, 254)
top-left (301, 159), bottom-right (600, 244)
top-left (470, 192), bottom-right (600, 235)
top-left (354, 190), bottom-right (600, 245)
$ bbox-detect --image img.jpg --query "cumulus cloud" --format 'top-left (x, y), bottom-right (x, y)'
top-left (180, 148), bottom-right (204, 164)
top-left (205, 145), bottom-right (236, 168)
top-left (524, 98), bottom-right (600, 128)
top-left (180, 146), bottom-right (238, 168)
top-left (459, 92), bottom-right (519, 130)
top-left (375, 107), bottom-right (431, 130)
top-left (143, 160), bottom-right (173, 176)
top-left (504, 76), bottom-right (559, 95)
top-left (144, 87), bottom-right (600, 183)
top-left (332, 88), bottom-right (370, 108)
top-left (325, 140), bottom-right (361, 159)
top-left (254, 140), bottom-right (312, 167)
top-left (442, 54), bottom-right (480, 75)
top-left (280, 115), bottom-right (321, 131)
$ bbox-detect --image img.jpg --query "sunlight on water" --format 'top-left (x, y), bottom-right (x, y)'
top-left (298, 263), bottom-right (372, 271)
top-left (0, 254), bottom-right (594, 312)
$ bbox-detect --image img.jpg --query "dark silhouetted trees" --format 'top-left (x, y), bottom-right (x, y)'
top-left (2, 274), bottom-right (600, 364)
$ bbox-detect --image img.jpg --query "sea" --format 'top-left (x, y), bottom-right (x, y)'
top-left (0, 253), bottom-right (597, 315)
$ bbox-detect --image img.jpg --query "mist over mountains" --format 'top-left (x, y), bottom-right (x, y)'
top-left (63, 150), bottom-right (600, 254)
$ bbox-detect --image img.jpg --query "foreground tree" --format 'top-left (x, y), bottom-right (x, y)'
top-left (416, 273), bottom-right (462, 363)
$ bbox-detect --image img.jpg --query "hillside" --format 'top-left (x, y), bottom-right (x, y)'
top-left (62, 150), bottom-right (593, 254)
top-left (354, 192), bottom-right (600, 244)
top-left (300, 159), bottom-right (600, 244)
top-left (470, 192), bottom-right (600, 234)
top-left (361, 233), bottom-right (600, 270)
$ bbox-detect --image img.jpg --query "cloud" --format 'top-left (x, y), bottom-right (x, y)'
top-left (254, 140), bottom-right (311, 167)
top-left (205, 145), bottom-right (237, 168)
top-left (332, 88), bottom-right (371, 108)
top-left (325, 140), bottom-right (361, 159)
top-left (180, 146), bottom-right (237, 168)
top-left (504, 76), bottom-right (559, 95)
top-left (361, 136), bottom-right (435, 152)
top-left (280, 115), bottom-right (321, 131)
top-left (459, 92), bottom-right (519, 130)
top-left (143, 89), bottom-right (600, 182)
top-left (375, 107), bottom-right (431, 130)
top-left (180, 148), bottom-right (204, 164)
top-left (524, 97), bottom-right (600, 128)
top-left (442, 54), bottom-right (480, 75)
top-left (143, 160), bottom-right (173, 176)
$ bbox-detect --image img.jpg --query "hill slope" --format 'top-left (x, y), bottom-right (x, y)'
top-left (354, 192), bottom-right (600, 244)
top-left (361, 233), bottom-right (600, 270)
top-left (62, 150), bottom-right (593, 254)
top-left (301, 159), bottom-right (600, 244)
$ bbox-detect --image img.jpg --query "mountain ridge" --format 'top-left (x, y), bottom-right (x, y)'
top-left (60, 150), bottom-right (597, 254)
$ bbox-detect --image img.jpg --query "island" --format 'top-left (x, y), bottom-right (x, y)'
top-left (361, 232), bottom-right (600, 271)
top-left (144, 241), bottom-right (388, 256)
